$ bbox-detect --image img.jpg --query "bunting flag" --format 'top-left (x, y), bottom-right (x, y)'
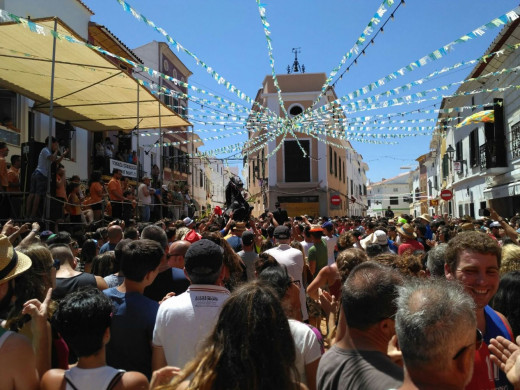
top-left (311, 0), bottom-right (397, 108)
top-left (455, 110), bottom-right (495, 128)
top-left (255, 0), bottom-right (289, 118)
top-left (300, 6), bottom-right (520, 120)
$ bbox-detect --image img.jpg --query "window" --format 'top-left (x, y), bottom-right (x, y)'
top-left (334, 151), bottom-right (337, 178)
top-left (363, 185), bottom-right (367, 196)
top-left (469, 129), bottom-right (479, 166)
top-left (329, 147), bottom-right (333, 174)
top-left (390, 196), bottom-right (398, 205)
top-left (343, 161), bottom-right (346, 183)
top-left (455, 140), bottom-right (463, 161)
top-left (434, 175), bottom-right (438, 190)
top-left (350, 179), bottom-right (353, 195)
top-left (393, 188), bottom-right (398, 192)
top-left (442, 154), bottom-right (449, 178)
top-left (284, 140), bottom-right (310, 182)
top-left (288, 104), bottom-right (303, 118)
top-left (199, 169), bottom-right (203, 187)
top-left (0, 89), bottom-right (17, 128)
top-left (339, 157), bottom-right (342, 181)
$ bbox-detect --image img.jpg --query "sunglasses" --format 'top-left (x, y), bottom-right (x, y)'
top-left (452, 328), bottom-right (483, 360)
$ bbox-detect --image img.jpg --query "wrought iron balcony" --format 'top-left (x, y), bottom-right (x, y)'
top-left (479, 140), bottom-right (508, 175)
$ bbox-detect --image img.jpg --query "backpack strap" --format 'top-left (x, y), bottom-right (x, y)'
top-left (106, 371), bottom-right (125, 390)
top-left (64, 372), bottom-right (79, 390)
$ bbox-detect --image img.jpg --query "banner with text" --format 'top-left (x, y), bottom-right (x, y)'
top-left (110, 159), bottom-right (137, 178)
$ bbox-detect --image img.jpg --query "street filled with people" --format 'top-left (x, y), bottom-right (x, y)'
top-left (3, 194), bottom-right (520, 389)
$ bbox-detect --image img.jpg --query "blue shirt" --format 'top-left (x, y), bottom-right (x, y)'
top-left (99, 242), bottom-right (117, 254)
top-left (104, 288), bottom-right (159, 378)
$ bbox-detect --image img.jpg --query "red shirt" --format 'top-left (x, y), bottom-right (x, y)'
top-left (397, 239), bottom-right (424, 255)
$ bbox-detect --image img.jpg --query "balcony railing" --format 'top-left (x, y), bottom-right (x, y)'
top-left (480, 139), bottom-right (507, 172)
top-left (512, 125), bottom-right (520, 160)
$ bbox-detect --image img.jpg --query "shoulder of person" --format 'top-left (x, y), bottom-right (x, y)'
top-left (40, 368), bottom-right (67, 390)
top-left (115, 371), bottom-right (149, 390)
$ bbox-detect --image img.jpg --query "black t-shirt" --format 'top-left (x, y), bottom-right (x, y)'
top-left (144, 268), bottom-right (190, 301)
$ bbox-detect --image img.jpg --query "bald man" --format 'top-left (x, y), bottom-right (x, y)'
top-left (99, 225), bottom-right (123, 254)
top-left (144, 239), bottom-right (191, 301)
top-left (168, 240), bottom-right (191, 295)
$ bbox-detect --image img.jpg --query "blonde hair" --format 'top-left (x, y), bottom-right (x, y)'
top-left (501, 244), bottom-right (520, 275)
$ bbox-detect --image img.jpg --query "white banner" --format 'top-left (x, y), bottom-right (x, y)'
top-left (109, 159), bottom-right (137, 178)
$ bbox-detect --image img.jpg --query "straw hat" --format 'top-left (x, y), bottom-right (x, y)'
top-left (396, 224), bottom-right (416, 240)
top-left (419, 213), bottom-right (433, 223)
top-left (0, 234), bottom-right (32, 284)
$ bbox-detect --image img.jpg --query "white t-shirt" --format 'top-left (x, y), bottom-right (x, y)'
top-left (64, 366), bottom-right (124, 390)
top-left (323, 235), bottom-right (338, 266)
top-left (289, 319), bottom-right (322, 386)
top-left (153, 284), bottom-right (230, 368)
top-left (300, 241), bottom-right (313, 259)
top-left (138, 183), bottom-right (151, 205)
top-left (265, 244), bottom-right (308, 321)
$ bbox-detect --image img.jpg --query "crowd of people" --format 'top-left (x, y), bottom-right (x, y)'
top-left (3, 202), bottom-right (520, 389)
top-left (0, 137), bottom-right (195, 226)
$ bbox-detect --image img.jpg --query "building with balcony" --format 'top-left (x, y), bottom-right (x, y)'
top-left (132, 41), bottom-right (193, 186)
top-left (436, 19), bottom-right (520, 218)
top-left (0, 0), bottom-right (189, 219)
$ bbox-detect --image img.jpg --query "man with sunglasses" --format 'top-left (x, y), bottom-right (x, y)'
top-left (445, 231), bottom-right (514, 390)
top-left (395, 278), bottom-right (480, 390)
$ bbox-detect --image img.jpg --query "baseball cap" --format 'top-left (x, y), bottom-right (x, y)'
top-left (372, 230), bottom-right (389, 246)
top-left (184, 239), bottom-right (223, 275)
top-left (490, 221), bottom-right (501, 228)
top-left (241, 231), bottom-right (255, 246)
top-left (321, 221), bottom-right (333, 230)
top-left (273, 225), bottom-right (291, 239)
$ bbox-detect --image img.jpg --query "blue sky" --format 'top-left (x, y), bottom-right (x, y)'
top-left (84, 0), bottom-right (519, 182)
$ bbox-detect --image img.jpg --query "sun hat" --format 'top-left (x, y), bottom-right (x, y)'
top-left (183, 217), bottom-right (194, 227)
top-left (419, 213), bottom-right (433, 223)
top-left (0, 234), bottom-right (32, 284)
top-left (233, 222), bottom-right (247, 232)
top-left (461, 222), bottom-right (475, 231)
top-left (397, 223), bottom-right (416, 239)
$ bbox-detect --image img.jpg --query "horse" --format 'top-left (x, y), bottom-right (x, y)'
top-left (224, 176), bottom-right (251, 222)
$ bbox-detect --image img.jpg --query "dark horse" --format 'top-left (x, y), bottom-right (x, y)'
top-left (224, 176), bottom-right (251, 222)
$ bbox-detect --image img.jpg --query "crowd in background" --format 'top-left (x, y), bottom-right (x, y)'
top-left (2, 201), bottom-right (520, 389)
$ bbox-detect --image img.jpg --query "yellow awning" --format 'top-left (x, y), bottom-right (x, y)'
top-left (0, 18), bottom-right (190, 131)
